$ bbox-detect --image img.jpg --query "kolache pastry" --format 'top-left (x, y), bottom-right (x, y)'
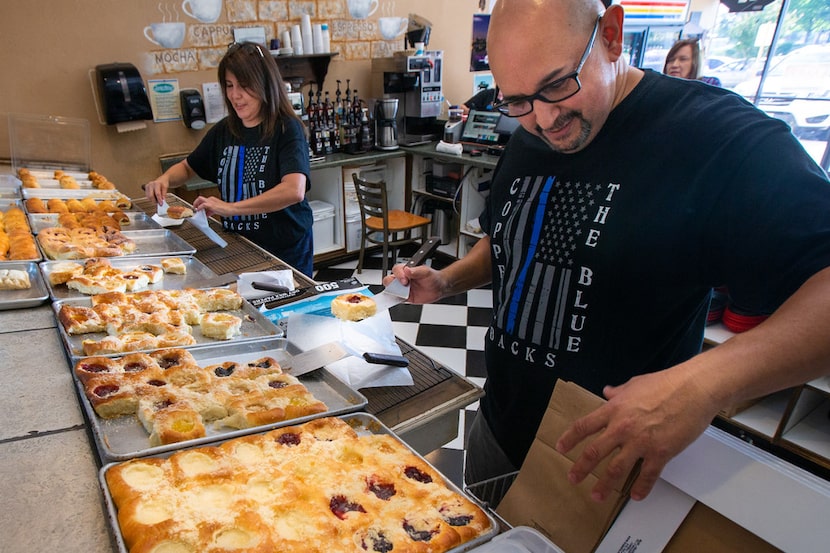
top-left (0, 269), bottom-right (31, 290)
top-left (331, 292), bottom-right (378, 321)
top-left (74, 350), bottom-right (327, 446)
top-left (160, 257), bottom-right (187, 275)
top-left (104, 416), bottom-right (492, 553)
top-left (57, 288), bottom-right (247, 355)
top-left (165, 205), bottom-right (194, 219)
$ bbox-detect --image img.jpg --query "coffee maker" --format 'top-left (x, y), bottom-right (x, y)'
top-left (370, 14), bottom-right (444, 145)
top-left (374, 98), bottom-right (399, 150)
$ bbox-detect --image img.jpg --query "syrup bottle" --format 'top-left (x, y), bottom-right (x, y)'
top-left (359, 107), bottom-right (373, 152)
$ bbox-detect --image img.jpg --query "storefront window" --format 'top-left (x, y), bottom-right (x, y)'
top-left (704, 0), bottom-right (830, 168)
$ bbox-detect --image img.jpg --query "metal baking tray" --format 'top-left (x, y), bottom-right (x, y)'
top-left (78, 338), bottom-right (368, 462)
top-left (0, 261), bottom-right (49, 310)
top-left (120, 230), bottom-right (197, 258)
top-left (39, 255), bottom-right (217, 301)
top-left (99, 412), bottom-right (499, 553)
top-left (27, 212), bottom-right (162, 233)
top-left (38, 229), bottom-right (196, 261)
top-left (53, 294), bottom-right (281, 361)
top-left (467, 527), bottom-right (565, 553)
top-left (21, 188), bottom-right (129, 201)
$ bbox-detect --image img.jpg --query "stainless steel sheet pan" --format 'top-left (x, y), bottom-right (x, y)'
top-left (0, 261), bottom-right (49, 310)
top-left (39, 255), bottom-right (217, 301)
top-left (54, 294), bottom-right (281, 361)
top-left (38, 229), bottom-right (196, 261)
top-left (78, 338), bottom-right (368, 462)
top-left (27, 212), bottom-right (162, 233)
top-left (98, 412), bottom-right (498, 552)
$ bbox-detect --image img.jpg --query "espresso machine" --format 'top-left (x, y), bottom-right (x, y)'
top-left (374, 98), bottom-right (399, 150)
top-left (370, 15), bottom-right (444, 145)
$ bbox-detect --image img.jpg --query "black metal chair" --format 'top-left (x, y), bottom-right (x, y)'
top-left (352, 173), bottom-right (432, 276)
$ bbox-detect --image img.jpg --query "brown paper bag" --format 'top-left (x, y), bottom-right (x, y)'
top-left (496, 380), bottom-right (637, 553)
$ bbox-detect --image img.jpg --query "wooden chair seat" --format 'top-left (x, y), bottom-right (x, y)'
top-left (366, 211), bottom-right (431, 232)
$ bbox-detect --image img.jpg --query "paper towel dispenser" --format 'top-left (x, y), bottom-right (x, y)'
top-left (95, 63), bottom-right (153, 125)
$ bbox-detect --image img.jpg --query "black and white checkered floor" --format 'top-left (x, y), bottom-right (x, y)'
top-left (313, 248), bottom-right (490, 488)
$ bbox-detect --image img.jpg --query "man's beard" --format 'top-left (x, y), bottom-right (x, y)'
top-left (535, 110), bottom-right (592, 153)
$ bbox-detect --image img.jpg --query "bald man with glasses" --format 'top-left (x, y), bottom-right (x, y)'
top-left (387, 0), bottom-right (830, 503)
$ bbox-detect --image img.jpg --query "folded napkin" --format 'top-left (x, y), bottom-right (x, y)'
top-left (190, 209), bottom-right (228, 248)
top-left (150, 200), bottom-right (185, 227)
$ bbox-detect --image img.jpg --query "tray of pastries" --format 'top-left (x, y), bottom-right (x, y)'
top-left (37, 229), bottom-right (195, 261)
top-left (18, 168), bottom-right (118, 190)
top-left (40, 255), bottom-right (216, 301)
top-left (54, 287), bottom-right (281, 360)
top-left (21, 187), bottom-right (131, 202)
top-left (0, 261), bottom-right (49, 310)
top-left (28, 211), bottom-right (162, 234)
top-left (0, 202), bottom-right (41, 263)
top-left (74, 337), bottom-right (369, 461)
top-left (23, 194), bottom-right (135, 214)
top-left (99, 414), bottom-right (498, 553)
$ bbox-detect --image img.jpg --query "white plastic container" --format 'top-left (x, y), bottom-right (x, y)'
top-left (345, 213), bottom-right (363, 252)
top-left (309, 200), bottom-right (335, 251)
top-left (301, 14), bottom-right (314, 56)
top-left (312, 23), bottom-right (323, 54)
top-left (321, 23), bottom-right (331, 53)
top-left (469, 527), bottom-right (565, 553)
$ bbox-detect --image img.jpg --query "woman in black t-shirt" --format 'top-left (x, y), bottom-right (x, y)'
top-left (145, 42), bottom-right (313, 276)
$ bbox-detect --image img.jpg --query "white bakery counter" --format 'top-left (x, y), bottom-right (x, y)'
top-left (0, 305), bottom-right (113, 551)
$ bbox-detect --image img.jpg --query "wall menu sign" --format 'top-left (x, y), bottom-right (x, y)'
top-left (616, 0), bottom-right (690, 25)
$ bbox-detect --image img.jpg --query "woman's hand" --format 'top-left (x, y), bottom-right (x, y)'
top-left (144, 178), bottom-right (169, 206)
top-left (192, 195), bottom-right (234, 218)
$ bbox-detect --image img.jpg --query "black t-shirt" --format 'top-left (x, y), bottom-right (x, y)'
top-left (187, 116), bottom-right (312, 255)
top-left (479, 70), bottom-right (830, 467)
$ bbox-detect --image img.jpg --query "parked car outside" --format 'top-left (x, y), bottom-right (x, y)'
top-left (709, 58), bottom-right (764, 89)
top-left (735, 45), bottom-right (830, 140)
top-left (703, 55), bottom-right (736, 71)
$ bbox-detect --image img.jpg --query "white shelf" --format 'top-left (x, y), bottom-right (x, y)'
top-left (730, 389), bottom-right (791, 439)
top-left (703, 322), bottom-right (735, 345)
top-left (808, 375), bottom-right (830, 395)
top-left (780, 397), bottom-right (830, 459)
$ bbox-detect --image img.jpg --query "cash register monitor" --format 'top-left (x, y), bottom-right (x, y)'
top-left (460, 110), bottom-right (502, 151)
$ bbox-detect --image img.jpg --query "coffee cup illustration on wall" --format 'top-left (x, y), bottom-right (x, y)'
top-left (347, 0), bottom-right (379, 19)
top-left (378, 17), bottom-right (408, 40)
top-left (182, 0), bottom-right (222, 23)
top-left (144, 21), bottom-right (186, 48)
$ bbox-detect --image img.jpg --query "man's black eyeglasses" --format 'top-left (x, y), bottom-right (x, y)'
top-left (493, 13), bottom-right (603, 118)
top-left (227, 41), bottom-right (265, 58)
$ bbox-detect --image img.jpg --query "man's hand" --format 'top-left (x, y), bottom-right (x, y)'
top-left (384, 264), bottom-right (448, 305)
top-left (555, 369), bottom-right (719, 502)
